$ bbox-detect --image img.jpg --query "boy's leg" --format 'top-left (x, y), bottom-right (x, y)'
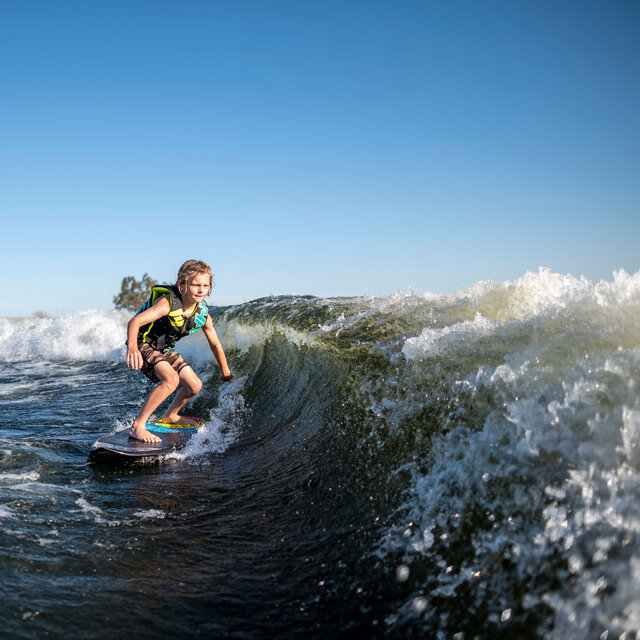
top-left (160, 366), bottom-right (203, 425)
top-left (129, 362), bottom-right (180, 442)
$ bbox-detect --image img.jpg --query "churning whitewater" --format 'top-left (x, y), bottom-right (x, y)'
top-left (1, 267), bottom-right (640, 639)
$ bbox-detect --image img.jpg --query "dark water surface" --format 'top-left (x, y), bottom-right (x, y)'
top-left (0, 361), bottom-right (379, 639)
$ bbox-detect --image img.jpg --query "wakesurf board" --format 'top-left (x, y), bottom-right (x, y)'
top-left (89, 417), bottom-right (205, 461)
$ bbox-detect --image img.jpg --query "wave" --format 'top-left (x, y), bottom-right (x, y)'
top-left (211, 267), bottom-right (640, 638)
top-left (3, 267), bottom-right (640, 636)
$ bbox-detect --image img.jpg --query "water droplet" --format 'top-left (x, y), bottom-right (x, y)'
top-left (412, 596), bottom-right (428, 613)
top-left (501, 608), bottom-right (512, 622)
top-left (396, 565), bottom-right (410, 582)
top-left (22, 611), bottom-right (39, 620)
top-left (568, 555), bottom-right (583, 574)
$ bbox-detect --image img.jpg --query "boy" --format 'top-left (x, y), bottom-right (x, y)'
top-left (126, 259), bottom-right (232, 443)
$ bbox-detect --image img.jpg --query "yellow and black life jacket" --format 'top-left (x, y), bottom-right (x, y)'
top-left (135, 285), bottom-right (208, 352)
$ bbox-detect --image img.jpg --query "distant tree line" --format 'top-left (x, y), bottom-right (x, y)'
top-left (113, 273), bottom-right (157, 312)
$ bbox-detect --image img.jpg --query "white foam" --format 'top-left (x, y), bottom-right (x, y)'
top-left (75, 497), bottom-right (118, 525)
top-left (133, 509), bottom-right (166, 519)
top-left (171, 383), bottom-right (246, 462)
top-left (398, 268), bottom-right (640, 329)
top-left (319, 310), bottom-right (367, 335)
top-left (402, 313), bottom-right (496, 360)
top-left (0, 310), bottom-right (128, 362)
top-left (506, 267), bottom-right (640, 315)
top-left (0, 470), bottom-right (40, 483)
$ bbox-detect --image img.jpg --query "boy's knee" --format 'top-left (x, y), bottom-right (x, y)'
top-left (161, 370), bottom-right (180, 390)
top-left (186, 377), bottom-right (202, 397)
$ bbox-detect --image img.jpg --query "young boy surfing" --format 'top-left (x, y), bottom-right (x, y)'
top-left (126, 259), bottom-right (232, 443)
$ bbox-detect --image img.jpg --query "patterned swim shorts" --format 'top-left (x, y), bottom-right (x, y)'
top-left (138, 343), bottom-right (190, 382)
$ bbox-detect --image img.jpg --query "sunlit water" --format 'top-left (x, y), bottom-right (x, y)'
top-left (1, 268), bottom-right (640, 639)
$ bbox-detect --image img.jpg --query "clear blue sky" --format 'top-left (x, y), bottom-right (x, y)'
top-left (1, 0), bottom-right (639, 315)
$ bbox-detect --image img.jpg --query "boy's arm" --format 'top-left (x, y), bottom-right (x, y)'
top-left (202, 316), bottom-right (233, 381)
top-left (126, 298), bottom-right (171, 370)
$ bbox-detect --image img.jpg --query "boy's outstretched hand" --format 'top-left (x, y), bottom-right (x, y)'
top-left (220, 372), bottom-right (233, 382)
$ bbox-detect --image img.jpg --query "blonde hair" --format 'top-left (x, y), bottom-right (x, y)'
top-left (176, 259), bottom-right (213, 295)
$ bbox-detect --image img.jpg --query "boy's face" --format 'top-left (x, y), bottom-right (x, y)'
top-left (181, 272), bottom-right (210, 303)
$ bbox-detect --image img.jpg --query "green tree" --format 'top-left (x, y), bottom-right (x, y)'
top-left (113, 273), bottom-right (158, 312)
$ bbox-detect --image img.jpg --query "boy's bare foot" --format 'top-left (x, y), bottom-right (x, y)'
top-left (128, 422), bottom-right (162, 443)
top-left (160, 414), bottom-right (202, 426)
